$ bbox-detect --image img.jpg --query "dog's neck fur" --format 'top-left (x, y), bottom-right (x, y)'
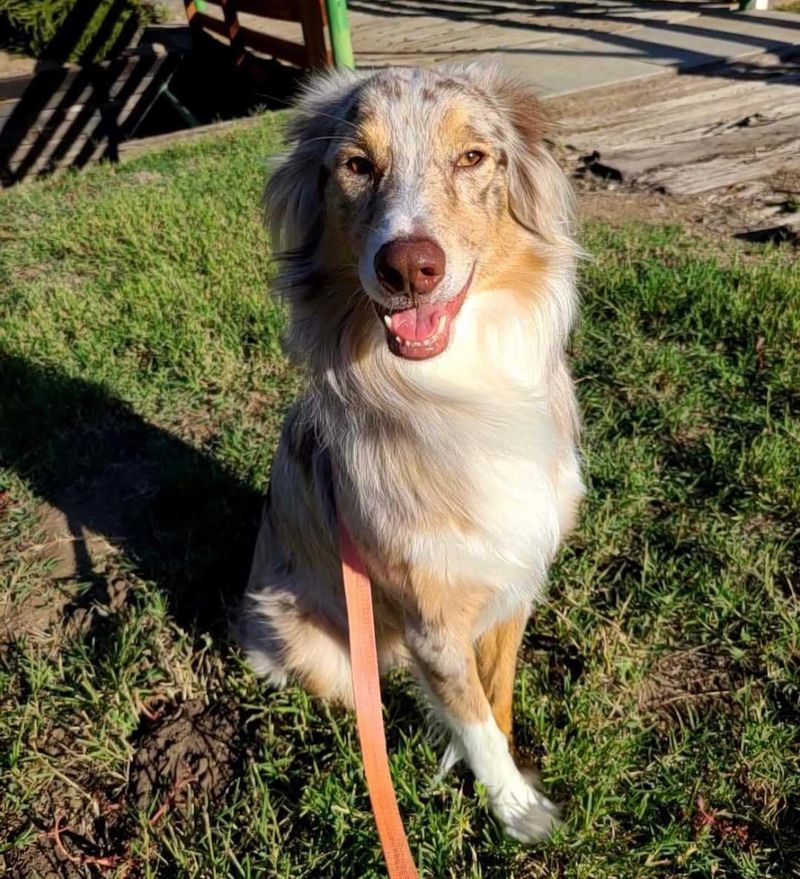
top-left (289, 236), bottom-right (576, 427)
top-left (276, 234), bottom-right (579, 552)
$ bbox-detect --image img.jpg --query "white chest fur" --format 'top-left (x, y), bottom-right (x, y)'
top-left (341, 391), bottom-right (574, 629)
top-left (336, 287), bottom-right (582, 632)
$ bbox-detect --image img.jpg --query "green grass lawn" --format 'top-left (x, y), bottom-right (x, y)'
top-left (1, 116), bottom-right (798, 879)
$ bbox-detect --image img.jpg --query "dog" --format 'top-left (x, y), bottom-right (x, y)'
top-left (238, 64), bottom-right (584, 843)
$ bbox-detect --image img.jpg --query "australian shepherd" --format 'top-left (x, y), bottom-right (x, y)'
top-left (238, 64), bottom-right (584, 843)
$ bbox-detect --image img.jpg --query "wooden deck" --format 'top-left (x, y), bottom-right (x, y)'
top-left (550, 48), bottom-right (800, 240)
top-left (263, 0), bottom-right (800, 97)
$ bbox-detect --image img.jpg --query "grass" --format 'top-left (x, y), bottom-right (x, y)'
top-left (1, 116), bottom-right (799, 879)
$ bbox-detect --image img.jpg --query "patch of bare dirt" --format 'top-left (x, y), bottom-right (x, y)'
top-left (0, 499), bottom-right (139, 649)
top-left (577, 186), bottom-right (683, 226)
top-left (637, 647), bottom-right (742, 728)
top-left (128, 698), bottom-right (247, 812)
top-left (2, 700), bottom-right (249, 878)
top-left (3, 798), bottom-right (135, 879)
top-left (3, 840), bottom-right (85, 879)
top-left (574, 169), bottom-right (800, 246)
top-left (0, 504), bottom-right (78, 646)
top-left (40, 453), bottom-right (157, 582)
top-left (36, 502), bottom-right (117, 582)
top-left (0, 583), bottom-right (68, 646)
top-left (2, 757), bottom-right (132, 879)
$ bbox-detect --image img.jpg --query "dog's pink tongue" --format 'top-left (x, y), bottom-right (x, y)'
top-left (389, 303), bottom-right (446, 342)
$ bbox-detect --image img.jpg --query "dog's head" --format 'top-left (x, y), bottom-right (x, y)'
top-left (266, 65), bottom-right (574, 365)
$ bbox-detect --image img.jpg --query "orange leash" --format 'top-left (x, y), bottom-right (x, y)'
top-left (337, 514), bottom-right (420, 879)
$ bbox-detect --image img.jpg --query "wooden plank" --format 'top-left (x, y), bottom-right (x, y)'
top-left (548, 49), bottom-right (798, 123)
top-left (117, 112), bottom-right (265, 162)
top-left (560, 77), bottom-right (800, 139)
top-left (737, 210), bottom-right (800, 243)
top-left (198, 0), bottom-right (301, 21)
top-left (191, 9), bottom-right (233, 38)
top-left (244, 26), bottom-right (308, 67)
top-left (8, 59), bottom-right (175, 179)
top-left (1, 52), bottom-right (174, 183)
top-left (404, 20), bottom-right (551, 55)
top-left (298, 0), bottom-right (330, 68)
top-left (586, 115), bottom-right (800, 193)
top-left (561, 79), bottom-right (800, 151)
top-left (4, 134), bottom-right (108, 181)
top-left (190, 11), bottom-right (307, 66)
top-left (219, 0), bottom-right (245, 65)
top-left (0, 53), bottom-right (166, 117)
top-left (2, 109), bottom-right (101, 169)
top-left (651, 148), bottom-right (800, 195)
top-left (186, 0), bottom-right (327, 67)
top-left (0, 55), bottom-right (165, 166)
top-left (592, 115), bottom-right (800, 178)
top-left (2, 87), bottom-right (157, 153)
top-left (0, 54), bottom-right (166, 125)
top-left (356, 18), bottom-right (476, 54)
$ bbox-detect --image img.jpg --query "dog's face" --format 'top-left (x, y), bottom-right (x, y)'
top-left (327, 74), bottom-right (512, 361)
top-left (267, 66), bottom-right (572, 363)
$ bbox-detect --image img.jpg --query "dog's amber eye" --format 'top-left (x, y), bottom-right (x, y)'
top-left (456, 150), bottom-right (485, 169)
top-left (345, 156), bottom-right (374, 176)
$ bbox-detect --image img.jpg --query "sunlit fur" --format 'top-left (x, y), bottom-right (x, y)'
top-left (238, 64), bottom-right (585, 842)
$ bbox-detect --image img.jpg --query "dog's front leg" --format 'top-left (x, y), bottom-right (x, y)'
top-left (407, 617), bottom-right (560, 844)
top-left (476, 611), bottom-right (528, 743)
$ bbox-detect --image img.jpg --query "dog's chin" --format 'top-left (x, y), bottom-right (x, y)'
top-left (372, 267), bottom-right (474, 362)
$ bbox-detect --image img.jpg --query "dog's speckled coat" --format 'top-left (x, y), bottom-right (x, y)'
top-left (238, 64), bottom-right (584, 842)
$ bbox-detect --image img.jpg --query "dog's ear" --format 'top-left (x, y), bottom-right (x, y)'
top-left (499, 77), bottom-right (574, 247)
top-left (264, 69), bottom-right (360, 256)
top-left (461, 67), bottom-right (574, 247)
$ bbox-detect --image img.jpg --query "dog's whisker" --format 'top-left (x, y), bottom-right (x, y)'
top-left (296, 135), bottom-right (352, 147)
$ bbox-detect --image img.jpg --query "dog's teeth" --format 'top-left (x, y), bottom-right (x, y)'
top-left (395, 335), bottom-right (403, 345)
top-left (435, 314), bottom-right (447, 335)
top-left (383, 315), bottom-right (392, 329)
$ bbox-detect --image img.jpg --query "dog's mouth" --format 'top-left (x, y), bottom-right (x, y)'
top-left (373, 267), bottom-right (474, 361)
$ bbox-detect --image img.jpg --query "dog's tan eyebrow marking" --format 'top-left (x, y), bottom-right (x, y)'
top-left (356, 113), bottom-right (391, 162)
top-left (436, 103), bottom-right (491, 151)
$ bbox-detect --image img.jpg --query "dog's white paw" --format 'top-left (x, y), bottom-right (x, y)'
top-left (490, 771), bottom-right (561, 844)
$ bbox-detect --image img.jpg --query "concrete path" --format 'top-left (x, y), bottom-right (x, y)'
top-left (340, 0), bottom-right (800, 96)
top-left (160, 0), bottom-right (800, 98)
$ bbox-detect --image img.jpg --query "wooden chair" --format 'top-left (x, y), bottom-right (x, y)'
top-left (183, 0), bottom-right (333, 70)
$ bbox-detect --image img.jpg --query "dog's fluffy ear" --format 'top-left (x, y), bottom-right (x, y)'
top-left (497, 76), bottom-right (574, 247)
top-left (459, 66), bottom-right (574, 248)
top-left (264, 69), bottom-right (360, 256)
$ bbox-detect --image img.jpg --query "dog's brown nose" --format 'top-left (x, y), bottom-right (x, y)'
top-left (374, 238), bottom-right (446, 297)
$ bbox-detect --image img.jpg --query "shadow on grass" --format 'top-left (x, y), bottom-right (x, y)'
top-left (0, 354), bottom-right (262, 633)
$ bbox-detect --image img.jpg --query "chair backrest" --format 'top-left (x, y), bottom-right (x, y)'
top-left (184, 0), bottom-right (332, 70)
